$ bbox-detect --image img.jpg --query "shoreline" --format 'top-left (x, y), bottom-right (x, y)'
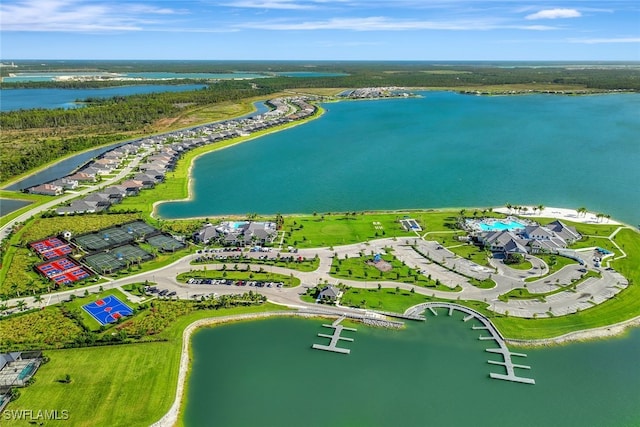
top-left (150, 105), bottom-right (327, 219)
top-left (507, 313), bottom-right (640, 347)
top-left (152, 308), bottom-right (640, 427)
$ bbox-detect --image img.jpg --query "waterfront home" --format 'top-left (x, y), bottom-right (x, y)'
top-left (132, 174), bottom-right (157, 188)
top-left (82, 166), bottom-right (104, 176)
top-left (67, 171), bottom-right (96, 183)
top-left (50, 178), bottom-right (79, 190)
top-left (29, 183), bottom-right (63, 196)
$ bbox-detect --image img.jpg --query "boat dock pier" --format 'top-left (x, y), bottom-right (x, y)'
top-left (312, 316), bottom-right (356, 355)
top-left (405, 302), bottom-right (535, 385)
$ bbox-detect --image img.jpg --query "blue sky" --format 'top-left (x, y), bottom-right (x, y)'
top-left (1, 0), bottom-right (639, 60)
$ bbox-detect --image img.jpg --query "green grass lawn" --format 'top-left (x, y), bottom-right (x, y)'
top-left (524, 254), bottom-right (577, 282)
top-left (340, 287), bottom-right (430, 312)
top-left (445, 243), bottom-right (491, 267)
top-left (6, 302), bottom-right (288, 427)
top-left (329, 253), bottom-right (459, 292)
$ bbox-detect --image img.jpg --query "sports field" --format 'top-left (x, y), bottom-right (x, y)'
top-left (83, 295), bottom-right (133, 325)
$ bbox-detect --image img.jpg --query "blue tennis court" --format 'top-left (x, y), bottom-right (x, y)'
top-left (82, 295), bottom-right (133, 325)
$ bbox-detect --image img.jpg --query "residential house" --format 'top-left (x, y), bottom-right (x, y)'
top-left (50, 178), bottom-right (78, 190)
top-left (56, 200), bottom-right (99, 215)
top-left (28, 183), bottom-right (63, 196)
top-left (67, 171), bottom-right (96, 183)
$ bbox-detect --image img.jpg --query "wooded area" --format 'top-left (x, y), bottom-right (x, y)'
top-left (2, 62), bottom-right (639, 184)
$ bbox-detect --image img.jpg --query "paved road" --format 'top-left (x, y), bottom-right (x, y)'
top-left (0, 147), bottom-right (155, 243)
top-left (3, 235), bottom-right (628, 320)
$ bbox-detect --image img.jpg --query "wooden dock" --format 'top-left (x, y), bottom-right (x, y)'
top-left (312, 316), bottom-right (356, 355)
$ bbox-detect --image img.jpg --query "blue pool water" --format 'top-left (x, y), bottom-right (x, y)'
top-left (478, 220), bottom-right (526, 232)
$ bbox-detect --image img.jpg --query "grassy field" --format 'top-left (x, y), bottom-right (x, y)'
top-left (5, 302), bottom-right (288, 427)
top-left (340, 287), bottom-right (430, 312)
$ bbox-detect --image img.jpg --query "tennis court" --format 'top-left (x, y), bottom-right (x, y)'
top-left (83, 295), bottom-right (133, 325)
top-left (74, 227), bottom-right (134, 252)
top-left (147, 234), bottom-right (185, 252)
top-left (83, 252), bottom-right (126, 274)
top-left (83, 244), bottom-right (153, 274)
top-left (30, 237), bottom-right (73, 260)
top-left (123, 221), bottom-right (158, 238)
top-left (35, 257), bottom-right (92, 285)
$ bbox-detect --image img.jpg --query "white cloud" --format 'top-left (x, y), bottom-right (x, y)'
top-left (221, 0), bottom-right (317, 10)
top-left (0, 0), bottom-right (186, 32)
top-left (237, 16), bottom-right (557, 31)
top-left (569, 37), bottom-right (640, 44)
top-left (526, 8), bottom-right (581, 20)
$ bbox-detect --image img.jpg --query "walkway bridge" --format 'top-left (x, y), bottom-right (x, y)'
top-left (405, 302), bottom-right (535, 385)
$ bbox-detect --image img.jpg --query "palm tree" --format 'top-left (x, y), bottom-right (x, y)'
top-left (33, 294), bottom-right (44, 308)
top-left (537, 204), bottom-right (544, 215)
top-left (16, 300), bottom-right (26, 311)
top-left (505, 203), bottom-right (512, 213)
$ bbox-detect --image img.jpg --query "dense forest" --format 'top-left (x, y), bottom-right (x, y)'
top-left (1, 62), bottom-right (639, 184)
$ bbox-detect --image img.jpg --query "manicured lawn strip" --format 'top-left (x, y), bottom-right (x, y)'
top-left (177, 269), bottom-right (300, 287)
top-left (504, 259), bottom-right (533, 270)
top-left (0, 192), bottom-right (52, 226)
top-left (8, 302), bottom-right (288, 427)
top-left (340, 287), bottom-right (430, 312)
top-left (524, 254), bottom-right (577, 282)
top-left (500, 271), bottom-right (600, 302)
top-left (422, 231), bottom-right (466, 247)
top-left (445, 243), bottom-right (491, 267)
top-left (570, 236), bottom-right (618, 253)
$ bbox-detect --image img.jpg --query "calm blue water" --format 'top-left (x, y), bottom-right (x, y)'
top-left (479, 220), bottom-right (526, 232)
top-left (0, 198), bottom-right (31, 217)
top-left (158, 92), bottom-right (640, 226)
top-left (3, 141), bottom-right (130, 191)
top-left (184, 316), bottom-right (640, 427)
top-left (0, 84), bottom-right (205, 111)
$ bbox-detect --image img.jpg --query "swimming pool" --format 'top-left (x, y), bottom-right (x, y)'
top-left (478, 220), bottom-right (526, 232)
top-left (229, 221), bottom-right (248, 230)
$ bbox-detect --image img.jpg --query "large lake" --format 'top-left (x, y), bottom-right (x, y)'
top-left (184, 316), bottom-right (640, 427)
top-left (158, 92), bottom-right (640, 226)
top-left (0, 84), bottom-right (205, 111)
